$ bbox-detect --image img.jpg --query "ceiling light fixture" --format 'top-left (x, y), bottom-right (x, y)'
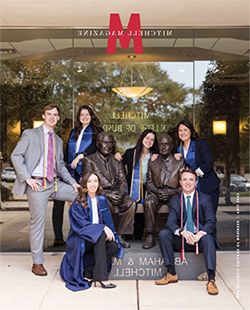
top-left (0, 48), bottom-right (17, 54)
top-left (112, 55), bottom-right (153, 99)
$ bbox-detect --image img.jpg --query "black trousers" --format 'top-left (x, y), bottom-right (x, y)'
top-left (158, 229), bottom-right (216, 274)
top-left (52, 199), bottom-right (65, 240)
top-left (83, 231), bottom-right (118, 281)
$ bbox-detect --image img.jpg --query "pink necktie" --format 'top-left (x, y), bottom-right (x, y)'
top-left (47, 131), bottom-right (54, 182)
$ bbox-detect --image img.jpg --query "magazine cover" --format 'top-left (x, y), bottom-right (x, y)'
top-left (0, 1), bottom-right (249, 309)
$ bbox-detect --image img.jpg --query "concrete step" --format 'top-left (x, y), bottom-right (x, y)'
top-left (109, 240), bottom-right (206, 281)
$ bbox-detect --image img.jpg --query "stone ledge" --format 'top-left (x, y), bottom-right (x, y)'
top-left (114, 203), bottom-right (169, 214)
top-left (109, 240), bottom-right (206, 280)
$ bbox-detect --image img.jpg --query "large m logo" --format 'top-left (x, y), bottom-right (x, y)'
top-left (107, 14), bottom-right (143, 54)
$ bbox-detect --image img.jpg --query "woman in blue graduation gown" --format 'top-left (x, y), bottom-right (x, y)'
top-left (65, 105), bottom-right (103, 182)
top-left (53, 105), bottom-right (103, 245)
top-left (60, 172), bottom-right (124, 292)
top-left (174, 120), bottom-right (220, 214)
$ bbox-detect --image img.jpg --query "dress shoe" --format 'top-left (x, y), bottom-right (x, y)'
top-left (53, 239), bottom-right (66, 246)
top-left (94, 281), bottom-right (116, 289)
top-left (143, 234), bottom-right (155, 249)
top-left (118, 235), bottom-right (130, 248)
top-left (155, 273), bottom-right (178, 285)
top-left (32, 264), bottom-right (48, 276)
top-left (197, 272), bottom-right (208, 281)
top-left (207, 280), bottom-right (219, 295)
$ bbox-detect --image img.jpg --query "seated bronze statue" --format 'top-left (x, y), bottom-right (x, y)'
top-left (82, 131), bottom-right (136, 248)
top-left (143, 134), bottom-right (185, 249)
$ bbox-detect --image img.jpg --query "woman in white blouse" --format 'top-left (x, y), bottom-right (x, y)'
top-left (66, 105), bottom-right (103, 182)
top-left (60, 172), bottom-right (124, 291)
top-left (53, 105), bottom-right (102, 246)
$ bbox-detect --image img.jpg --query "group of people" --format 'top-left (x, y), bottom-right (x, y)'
top-left (11, 104), bottom-right (220, 295)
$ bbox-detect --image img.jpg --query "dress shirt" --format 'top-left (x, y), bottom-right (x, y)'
top-left (175, 190), bottom-right (206, 236)
top-left (75, 127), bottom-right (85, 154)
top-left (32, 124), bottom-right (55, 178)
top-left (183, 191), bottom-right (196, 233)
top-left (91, 197), bottom-right (99, 224)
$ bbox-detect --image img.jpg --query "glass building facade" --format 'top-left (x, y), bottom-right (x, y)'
top-left (0, 27), bottom-right (249, 249)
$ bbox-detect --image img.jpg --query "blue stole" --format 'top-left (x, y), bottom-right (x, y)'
top-left (67, 125), bottom-right (93, 177)
top-left (130, 149), bottom-right (149, 202)
top-left (178, 140), bottom-right (200, 191)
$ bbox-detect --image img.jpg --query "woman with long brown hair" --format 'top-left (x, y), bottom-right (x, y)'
top-left (60, 172), bottom-right (124, 291)
top-left (53, 105), bottom-right (102, 246)
top-left (175, 119), bottom-right (220, 215)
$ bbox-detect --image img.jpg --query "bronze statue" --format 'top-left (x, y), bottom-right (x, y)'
top-left (82, 132), bottom-right (136, 248)
top-left (143, 134), bottom-right (185, 249)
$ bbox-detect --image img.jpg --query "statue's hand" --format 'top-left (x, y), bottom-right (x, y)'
top-left (107, 191), bottom-right (122, 205)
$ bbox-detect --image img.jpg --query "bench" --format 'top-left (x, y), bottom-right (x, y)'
top-left (135, 203), bottom-right (169, 214)
top-left (113, 203), bottom-right (169, 214)
top-left (113, 203), bottom-right (169, 238)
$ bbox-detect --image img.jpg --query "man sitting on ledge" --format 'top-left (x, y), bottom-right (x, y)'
top-left (156, 168), bottom-right (219, 295)
top-left (82, 131), bottom-right (136, 248)
top-left (143, 134), bottom-right (185, 249)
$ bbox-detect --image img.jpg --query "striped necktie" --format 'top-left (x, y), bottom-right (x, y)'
top-left (47, 131), bottom-right (54, 182)
top-left (186, 195), bottom-right (194, 233)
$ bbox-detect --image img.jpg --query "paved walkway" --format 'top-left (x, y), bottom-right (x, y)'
top-left (0, 196), bottom-right (249, 309)
top-left (0, 251), bottom-right (249, 310)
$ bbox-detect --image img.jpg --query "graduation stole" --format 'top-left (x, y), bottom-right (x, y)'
top-left (130, 149), bottom-right (149, 202)
top-left (180, 189), bottom-right (199, 261)
top-left (67, 125), bottom-right (93, 177)
top-left (42, 126), bottom-right (58, 197)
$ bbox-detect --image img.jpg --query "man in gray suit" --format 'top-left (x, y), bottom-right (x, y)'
top-left (11, 104), bottom-right (79, 276)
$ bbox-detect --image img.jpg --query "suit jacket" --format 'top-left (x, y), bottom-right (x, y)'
top-left (194, 139), bottom-right (221, 194)
top-left (60, 194), bottom-right (124, 292)
top-left (11, 126), bottom-right (76, 196)
top-left (166, 191), bottom-right (219, 247)
top-left (146, 154), bottom-right (185, 197)
top-left (82, 151), bottom-right (128, 196)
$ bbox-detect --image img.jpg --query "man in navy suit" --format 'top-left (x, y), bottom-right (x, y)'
top-left (156, 169), bottom-right (219, 295)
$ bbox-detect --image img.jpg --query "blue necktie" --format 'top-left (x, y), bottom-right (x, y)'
top-left (186, 195), bottom-right (194, 233)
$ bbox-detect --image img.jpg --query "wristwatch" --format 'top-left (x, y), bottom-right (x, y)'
top-left (179, 228), bottom-right (184, 236)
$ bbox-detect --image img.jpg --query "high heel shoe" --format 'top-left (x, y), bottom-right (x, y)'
top-left (94, 280), bottom-right (116, 289)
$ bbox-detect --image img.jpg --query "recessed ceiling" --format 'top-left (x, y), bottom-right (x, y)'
top-left (0, 0), bottom-right (249, 28)
top-left (0, 28), bottom-right (248, 62)
top-left (0, 1), bottom-right (249, 62)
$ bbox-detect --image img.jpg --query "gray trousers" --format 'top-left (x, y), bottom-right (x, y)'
top-left (26, 178), bottom-right (77, 264)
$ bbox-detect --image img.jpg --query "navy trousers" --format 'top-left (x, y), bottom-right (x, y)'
top-left (158, 229), bottom-right (216, 274)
